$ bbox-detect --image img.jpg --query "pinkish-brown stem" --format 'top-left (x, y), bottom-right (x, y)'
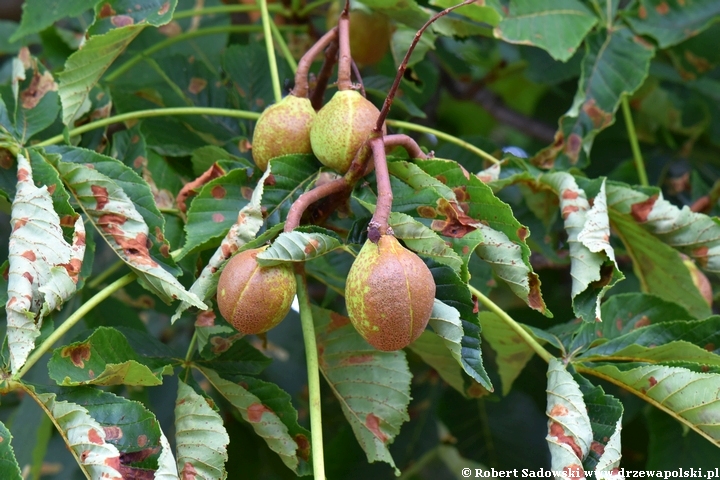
top-left (368, 136), bottom-right (392, 242)
top-left (310, 36), bottom-right (339, 110)
top-left (292, 27), bottom-right (338, 98)
top-left (351, 59), bottom-right (365, 97)
top-left (336, 7), bottom-right (352, 91)
top-left (383, 134), bottom-right (429, 160)
top-left (284, 177), bottom-right (349, 232)
top-left (375, 0), bottom-right (474, 131)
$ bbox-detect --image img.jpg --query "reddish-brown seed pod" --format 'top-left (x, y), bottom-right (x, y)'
top-left (217, 247), bottom-right (296, 335)
top-left (345, 235), bottom-right (436, 351)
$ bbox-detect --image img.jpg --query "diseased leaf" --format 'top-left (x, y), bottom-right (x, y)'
top-left (479, 311), bottom-right (536, 396)
top-left (540, 174), bottom-right (623, 322)
top-left (494, 0), bottom-right (597, 62)
top-left (261, 154), bottom-right (321, 225)
top-left (59, 25), bottom-right (145, 125)
top-left (89, 0), bottom-right (177, 36)
top-left (48, 326), bottom-right (174, 386)
top-left (194, 338), bottom-right (271, 376)
top-left (180, 167), bottom-right (256, 258)
top-left (50, 145), bottom-right (178, 274)
top-left (175, 380), bottom-right (229, 480)
top-left (314, 306), bottom-right (411, 474)
top-left (4, 50), bottom-right (59, 143)
top-left (49, 155), bottom-right (205, 309)
top-left (568, 293), bottom-right (695, 352)
top-left (33, 389), bottom-right (123, 479)
top-left (199, 368), bottom-right (310, 475)
top-left (545, 359), bottom-right (593, 473)
top-left (583, 362), bottom-right (720, 444)
top-left (389, 212), bottom-right (463, 273)
top-left (607, 182), bottom-right (720, 273)
top-left (624, 0), bottom-right (720, 49)
top-left (155, 425), bottom-right (180, 480)
top-left (172, 168), bottom-right (273, 321)
top-left (256, 227), bottom-right (344, 266)
top-left (609, 209), bottom-right (711, 319)
top-left (6, 154), bottom-right (85, 373)
top-left (532, 28), bottom-right (655, 169)
top-left (0, 420), bottom-right (22, 480)
top-left (572, 374), bottom-right (624, 474)
top-left (430, 0), bottom-right (502, 27)
top-left (58, 387), bottom-right (169, 477)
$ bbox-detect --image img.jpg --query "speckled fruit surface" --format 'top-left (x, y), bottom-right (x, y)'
top-left (310, 90), bottom-right (382, 173)
top-left (345, 235), bottom-right (436, 351)
top-left (252, 95), bottom-right (316, 171)
top-left (217, 248), bottom-right (296, 334)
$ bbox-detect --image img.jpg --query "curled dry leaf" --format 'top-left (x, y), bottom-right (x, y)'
top-left (6, 154), bottom-right (85, 373)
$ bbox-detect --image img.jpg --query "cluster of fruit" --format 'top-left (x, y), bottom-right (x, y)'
top-left (216, 3), bottom-right (470, 351)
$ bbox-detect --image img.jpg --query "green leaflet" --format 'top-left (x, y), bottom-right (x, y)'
top-left (479, 311), bottom-right (536, 396)
top-left (6, 154), bottom-right (85, 373)
top-left (494, 0), bottom-right (597, 62)
top-left (0, 420), bottom-right (22, 480)
top-left (175, 380), bottom-right (229, 479)
top-left (199, 368), bottom-right (310, 475)
top-left (313, 306), bottom-right (411, 474)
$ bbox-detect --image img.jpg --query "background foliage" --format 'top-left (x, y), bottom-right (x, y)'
top-left (1, 0), bottom-right (720, 478)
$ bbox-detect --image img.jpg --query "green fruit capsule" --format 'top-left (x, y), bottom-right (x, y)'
top-left (310, 90), bottom-right (382, 173)
top-left (345, 235), bottom-right (436, 351)
top-left (252, 95), bottom-right (316, 171)
top-left (217, 247), bottom-right (296, 334)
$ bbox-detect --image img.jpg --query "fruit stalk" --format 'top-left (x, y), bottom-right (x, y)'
top-left (368, 137), bottom-right (393, 242)
top-left (310, 35), bottom-right (339, 110)
top-left (375, 0), bottom-right (475, 131)
top-left (336, 4), bottom-right (352, 91)
top-left (284, 177), bottom-right (349, 232)
top-left (383, 134), bottom-right (429, 160)
top-left (293, 26), bottom-right (338, 98)
top-left (295, 267), bottom-right (326, 479)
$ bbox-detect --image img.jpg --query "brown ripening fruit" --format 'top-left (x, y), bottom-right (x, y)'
top-left (345, 235), bottom-right (436, 351)
top-left (310, 90), bottom-right (383, 173)
top-left (252, 95), bottom-right (316, 171)
top-left (217, 247), bottom-right (296, 335)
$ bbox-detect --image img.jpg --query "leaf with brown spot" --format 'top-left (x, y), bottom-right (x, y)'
top-left (314, 306), bottom-right (411, 474)
top-left (625, 0), bottom-right (720, 48)
top-left (545, 360), bottom-right (593, 473)
top-left (48, 153), bottom-right (205, 310)
top-left (531, 27), bottom-right (655, 169)
top-left (256, 227), bottom-right (344, 266)
top-left (6, 154), bottom-right (85, 373)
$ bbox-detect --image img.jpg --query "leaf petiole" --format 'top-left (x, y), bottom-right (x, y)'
top-left (260, 0), bottom-right (283, 103)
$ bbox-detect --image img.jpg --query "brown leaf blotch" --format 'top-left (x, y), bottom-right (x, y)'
top-left (188, 78), bottom-right (207, 94)
top-left (304, 239), bottom-right (320, 254)
top-left (247, 403), bottom-right (273, 422)
top-left (630, 195), bottom-right (658, 222)
top-left (21, 250), bottom-right (36, 261)
top-left (549, 404), bottom-right (569, 417)
top-left (181, 462), bottom-right (197, 480)
top-left (549, 421), bottom-right (582, 458)
top-left (158, 1), bottom-right (170, 15)
top-left (212, 213), bottom-right (224, 223)
top-left (295, 434), bottom-right (310, 461)
top-left (416, 206), bottom-right (437, 218)
top-left (562, 189), bottom-right (579, 200)
top-left (582, 99), bottom-right (613, 129)
top-left (137, 434), bottom-right (148, 447)
top-left (365, 413), bottom-right (388, 443)
top-left (634, 316), bottom-right (651, 329)
top-left (211, 185), bottom-right (226, 199)
top-left (342, 354), bottom-right (374, 365)
top-left (656, 1), bottom-right (670, 14)
top-left (111, 15), bottom-right (134, 27)
top-left (22, 272), bottom-right (34, 284)
top-left (20, 70), bottom-right (58, 110)
top-left (103, 426), bottom-right (123, 441)
top-left (98, 3), bottom-right (116, 18)
top-left (564, 133), bottom-right (582, 164)
top-left (62, 343), bottom-right (92, 368)
top-left (328, 312), bottom-right (350, 331)
top-left (88, 428), bottom-right (103, 445)
top-left (648, 376), bottom-right (657, 387)
top-left (195, 310), bottom-right (216, 327)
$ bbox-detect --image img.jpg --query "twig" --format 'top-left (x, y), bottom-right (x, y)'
top-left (383, 134), bottom-right (429, 159)
top-left (284, 177), bottom-right (349, 232)
top-left (270, 20), bottom-right (297, 73)
top-left (310, 37), bottom-right (339, 110)
top-left (375, 0), bottom-right (475, 131)
top-left (351, 59), bottom-right (365, 97)
top-left (293, 27), bottom-right (338, 98)
top-left (336, 5), bottom-right (352, 91)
